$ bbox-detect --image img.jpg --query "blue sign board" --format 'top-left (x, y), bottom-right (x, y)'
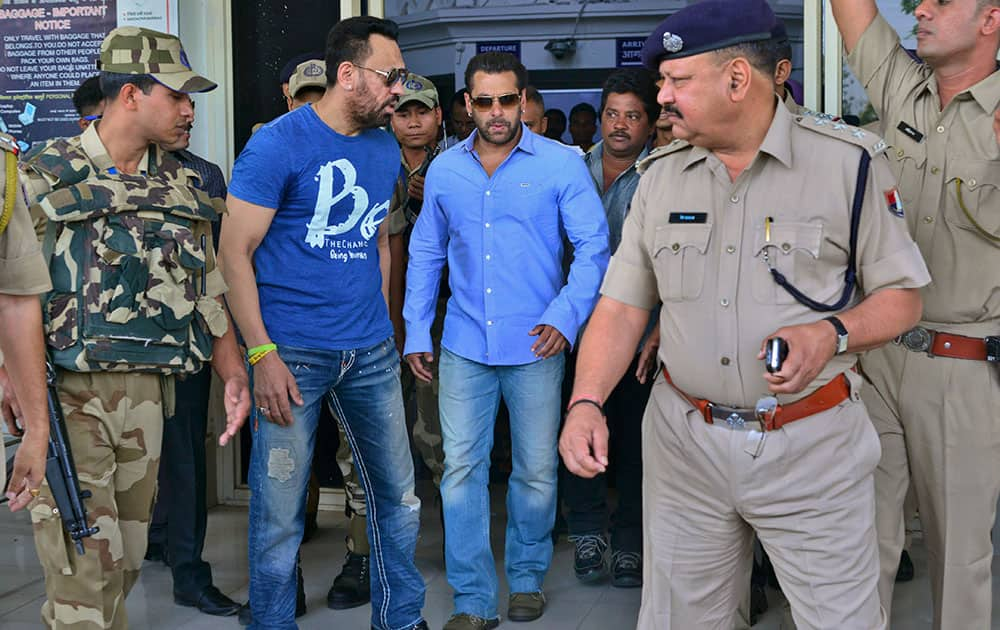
top-left (476, 40), bottom-right (521, 59)
top-left (616, 38), bottom-right (645, 68)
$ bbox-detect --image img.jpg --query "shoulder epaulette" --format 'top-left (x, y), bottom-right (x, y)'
top-left (794, 111), bottom-right (888, 157)
top-left (637, 139), bottom-right (691, 175)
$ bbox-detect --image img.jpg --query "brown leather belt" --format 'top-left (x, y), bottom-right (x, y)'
top-left (895, 326), bottom-right (990, 361)
top-left (661, 367), bottom-right (851, 432)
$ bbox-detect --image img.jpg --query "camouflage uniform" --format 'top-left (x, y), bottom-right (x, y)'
top-left (0, 133), bottom-right (53, 492)
top-left (20, 27), bottom-right (224, 630)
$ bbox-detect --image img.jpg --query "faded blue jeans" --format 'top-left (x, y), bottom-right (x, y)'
top-left (438, 348), bottom-right (565, 620)
top-left (247, 337), bottom-right (425, 630)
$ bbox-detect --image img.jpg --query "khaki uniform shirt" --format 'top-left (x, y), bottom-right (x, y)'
top-left (21, 122), bottom-right (226, 299)
top-left (0, 155), bottom-right (50, 296)
top-left (847, 13), bottom-right (1000, 331)
top-left (602, 102), bottom-right (931, 408)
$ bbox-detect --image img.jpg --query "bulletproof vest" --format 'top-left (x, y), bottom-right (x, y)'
top-left (27, 138), bottom-right (225, 374)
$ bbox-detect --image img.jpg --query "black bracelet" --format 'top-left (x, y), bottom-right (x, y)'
top-left (566, 398), bottom-right (605, 417)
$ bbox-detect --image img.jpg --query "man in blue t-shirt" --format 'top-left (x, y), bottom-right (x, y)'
top-left (220, 16), bottom-right (427, 630)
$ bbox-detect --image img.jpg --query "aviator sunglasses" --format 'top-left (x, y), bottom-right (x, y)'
top-left (353, 64), bottom-right (409, 86)
top-left (469, 92), bottom-right (521, 112)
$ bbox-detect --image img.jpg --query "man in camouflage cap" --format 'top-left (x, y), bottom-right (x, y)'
top-left (18, 26), bottom-right (250, 630)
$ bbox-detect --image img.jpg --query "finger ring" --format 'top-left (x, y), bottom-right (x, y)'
top-left (257, 405), bottom-right (269, 414)
top-left (29, 488), bottom-right (40, 497)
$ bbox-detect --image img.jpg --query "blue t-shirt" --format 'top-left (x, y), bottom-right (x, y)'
top-left (229, 105), bottom-right (398, 351)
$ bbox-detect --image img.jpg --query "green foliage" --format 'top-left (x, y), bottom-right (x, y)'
top-left (901, 0), bottom-right (918, 13)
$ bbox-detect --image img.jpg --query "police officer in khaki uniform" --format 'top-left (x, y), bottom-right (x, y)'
top-left (829, 1), bottom-right (1000, 627)
top-left (0, 133), bottom-right (51, 513)
top-left (19, 27), bottom-right (250, 630)
top-left (559, 2), bottom-right (931, 629)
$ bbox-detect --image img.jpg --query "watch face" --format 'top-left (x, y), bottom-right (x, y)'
top-left (837, 334), bottom-right (849, 354)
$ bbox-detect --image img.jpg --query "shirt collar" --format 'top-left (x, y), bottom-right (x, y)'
top-left (680, 98), bottom-right (792, 171)
top-left (461, 123), bottom-right (536, 156)
top-left (80, 121), bottom-right (152, 175)
top-left (966, 69), bottom-right (1000, 114)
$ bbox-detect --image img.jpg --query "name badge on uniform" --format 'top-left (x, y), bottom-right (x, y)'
top-left (668, 212), bottom-right (708, 224)
top-left (885, 187), bottom-right (905, 217)
top-left (896, 121), bottom-right (924, 143)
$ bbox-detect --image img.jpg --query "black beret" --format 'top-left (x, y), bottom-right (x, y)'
top-left (642, 0), bottom-right (778, 70)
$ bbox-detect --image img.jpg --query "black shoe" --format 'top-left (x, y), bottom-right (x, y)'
top-left (896, 549), bottom-right (914, 583)
top-left (610, 550), bottom-right (642, 588)
top-left (327, 552), bottom-right (370, 609)
top-left (570, 534), bottom-right (609, 583)
top-left (174, 585), bottom-right (241, 617)
top-left (237, 603), bottom-right (252, 626)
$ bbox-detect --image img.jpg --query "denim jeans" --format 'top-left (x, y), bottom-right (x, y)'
top-left (247, 337), bottom-right (425, 630)
top-left (438, 347), bottom-right (565, 619)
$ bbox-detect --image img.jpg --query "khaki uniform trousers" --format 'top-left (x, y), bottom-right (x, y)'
top-left (863, 339), bottom-right (1000, 629)
top-left (639, 376), bottom-right (886, 630)
top-left (29, 370), bottom-right (163, 630)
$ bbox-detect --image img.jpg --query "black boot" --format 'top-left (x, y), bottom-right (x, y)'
top-left (895, 549), bottom-right (914, 582)
top-left (327, 551), bottom-right (370, 609)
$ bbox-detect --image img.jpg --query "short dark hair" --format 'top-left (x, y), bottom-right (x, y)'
top-left (450, 88), bottom-right (469, 110)
top-left (99, 72), bottom-right (157, 99)
top-left (293, 86), bottom-right (326, 102)
top-left (599, 68), bottom-right (658, 126)
top-left (524, 86), bottom-right (544, 109)
top-left (325, 16), bottom-right (400, 86)
top-left (72, 75), bottom-right (104, 116)
top-left (545, 108), bottom-right (566, 127)
top-left (714, 39), bottom-right (789, 76)
top-left (464, 52), bottom-right (528, 93)
top-left (569, 102), bottom-right (597, 122)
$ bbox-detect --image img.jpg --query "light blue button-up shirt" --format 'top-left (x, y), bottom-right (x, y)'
top-left (403, 125), bottom-right (610, 366)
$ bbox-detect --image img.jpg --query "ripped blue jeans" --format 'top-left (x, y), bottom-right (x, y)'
top-left (247, 338), bottom-right (425, 630)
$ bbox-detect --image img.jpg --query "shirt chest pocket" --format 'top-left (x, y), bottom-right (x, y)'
top-left (652, 223), bottom-right (712, 302)
top-left (751, 221), bottom-right (824, 305)
top-left (945, 160), bottom-right (1000, 241)
top-left (886, 137), bottom-right (927, 207)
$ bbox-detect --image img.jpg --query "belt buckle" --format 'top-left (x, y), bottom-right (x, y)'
top-left (755, 396), bottom-right (779, 430)
top-left (723, 412), bottom-right (746, 429)
top-left (899, 326), bottom-right (934, 355)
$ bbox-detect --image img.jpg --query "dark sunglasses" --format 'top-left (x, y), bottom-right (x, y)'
top-left (470, 92), bottom-right (520, 112)
top-left (353, 64), bottom-right (409, 86)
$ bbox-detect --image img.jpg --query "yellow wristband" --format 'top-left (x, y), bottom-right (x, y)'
top-left (247, 343), bottom-right (277, 366)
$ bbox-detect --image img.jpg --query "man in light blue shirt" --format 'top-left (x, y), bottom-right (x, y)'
top-left (403, 52), bottom-right (608, 630)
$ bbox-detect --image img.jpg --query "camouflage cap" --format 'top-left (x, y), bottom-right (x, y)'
top-left (97, 26), bottom-right (216, 94)
top-left (397, 74), bottom-right (439, 110)
top-left (289, 59), bottom-right (327, 99)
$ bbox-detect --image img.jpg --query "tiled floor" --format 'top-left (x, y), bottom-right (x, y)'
top-left (1, 484), bottom-right (997, 629)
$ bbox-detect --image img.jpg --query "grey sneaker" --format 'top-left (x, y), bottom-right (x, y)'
top-left (570, 533), bottom-right (609, 582)
top-left (507, 591), bottom-right (546, 622)
top-left (610, 550), bottom-right (642, 588)
top-left (442, 613), bottom-right (500, 630)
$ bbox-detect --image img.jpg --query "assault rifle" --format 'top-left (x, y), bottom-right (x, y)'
top-left (43, 361), bottom-right (99, 554)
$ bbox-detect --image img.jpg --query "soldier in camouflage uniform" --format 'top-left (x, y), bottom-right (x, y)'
top-left (18, 27), bottom-right (250, 630)
top-left (0, 132), bottom-right (52, 513)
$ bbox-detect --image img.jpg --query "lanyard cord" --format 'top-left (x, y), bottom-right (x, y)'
top-left (0, 150), bottom-right (17, 236)
top-left (766, 149), bottom-right (870, 312)
top-left (955, 178), bottom-right (1000, 242)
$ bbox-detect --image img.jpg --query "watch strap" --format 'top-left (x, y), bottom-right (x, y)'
top-left (824, 316), bottom-right (849, 354)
